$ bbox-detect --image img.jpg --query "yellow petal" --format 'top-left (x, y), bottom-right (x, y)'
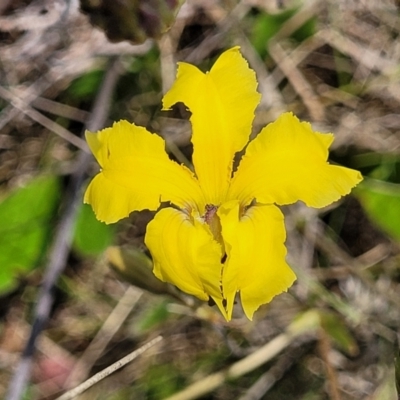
top-left (163, 47), bottom-right (261, 205)
top-left (84, 120), bottom-right (204, 223)
top-left (145, 207), bottom-right (224, 303)
top-left (218, 201), bottom-right (296, 320)
top-left (228, 112), bottom-right (363, 208)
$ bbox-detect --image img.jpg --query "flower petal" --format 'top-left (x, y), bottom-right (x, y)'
top-left (84, 120), bottom-right (204, 223)
top-left (228, 112), bottom-right (363, 208)
top-left (218, 200), bottom-right (296, 320)
top-left (162, 47), bottom-right (261, 205)
top-left (145, 207), bottom-right (224, 305)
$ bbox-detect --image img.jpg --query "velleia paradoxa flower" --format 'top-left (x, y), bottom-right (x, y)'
top-left (84, 47), bottom-right (362, 320)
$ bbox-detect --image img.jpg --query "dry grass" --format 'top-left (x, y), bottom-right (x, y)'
top-left (0, 0), bottom-right (400, 399)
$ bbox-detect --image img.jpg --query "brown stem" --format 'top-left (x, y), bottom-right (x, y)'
top-left (318, 329), bottom-right (342, 400)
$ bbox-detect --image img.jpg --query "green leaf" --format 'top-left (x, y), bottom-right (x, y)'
top-left (319, 311), bottom-right (358, 356)
top-left (250, 8), bottom-right (316, 58)
top-left (72, 203), bottom-right (115, 256)
top-left (355, 179), bottom-right (400, 241)
top-left (135, 300), bottom-right (170, 334)
top-left (67, 70), bottom-right (104, 101)
top-left (0, 176), bottom-right (61, 294)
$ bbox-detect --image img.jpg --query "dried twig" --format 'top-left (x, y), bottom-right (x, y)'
top-left (55, 336), bottom-right (163, 400)
top-left (268, 40), bottom-right (325, 121)
top-left (316, 29), bottom-right (396, 76)
top-left (164, 312), bottom-right (319, 400)
top-left (32, 96), bottom-right (90, 123)
top-left (318, 329), bottom-right (342, 400)
top-left (0, 86), bottom-right (88, 151)
top-left (64, 286), bottom-right (143, 389)
top-left (238, 343), bottom-right (309, 400)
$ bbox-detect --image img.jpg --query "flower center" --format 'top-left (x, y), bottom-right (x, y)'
top-left (203, 204), bottom-right (224, 252)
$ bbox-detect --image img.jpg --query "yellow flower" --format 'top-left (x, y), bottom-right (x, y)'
top-left (84, 47), bottom-right (362, 320)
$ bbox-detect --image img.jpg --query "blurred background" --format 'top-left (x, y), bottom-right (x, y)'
top-left (0, 0), bottom-right (400, 399)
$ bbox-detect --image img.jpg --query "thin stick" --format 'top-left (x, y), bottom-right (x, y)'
top-left (318, 330), bottom-right (342, 400)
top-left (65, 286), bottom-right (143, 389)
top-left (0, 77), bottom-right (53, 131)
top-left (238, 342), bottom-right (309, 400)
top-left (32, 96), bottom-right (89, 123)
top-left (164, 333), bottom-right (293, 400)
top-left (164, 311), bottom-right (320, 400)
top-left (0, 85), bottom-right (88, 150)
top-left (268, 41), bottom-right (325, 122)
top-left (55, 336), bottom-right (163, 400)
